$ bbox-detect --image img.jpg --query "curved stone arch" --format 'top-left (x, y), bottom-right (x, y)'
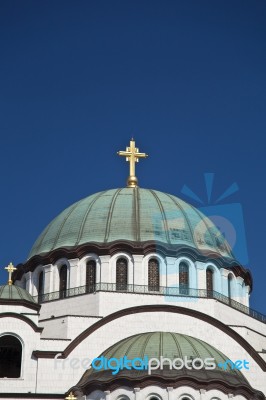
top-left (114, 395), bottom-right (132, 400)
top-left (53, 305), bottom-right (266, 376)
top-left (53, 258), bottom-right (71, 292)
top-left (85, 390), bottom-right (105, 400)
top-left (143, 253), bottom-right (166, 287)
top-left (178, 395), bottom-right (195, 400)
top-left (0, 313), bottom-right (42, 333)
top-left (79, 253), bottom-right (101, 286)
top-left (227, 271), bottom-right (237, 300)
top-left (176, 256), bottom-right (197, 289)
top-left (31, 264), bottom-right (44, 296)
top-left (110, 252), bottom-right (133, 285)
top-left (204, 262), bottom-right (222, 293)
top-left (146, 394), bottom-right (163, 400)
top-left (0, 331), bottom-right (25, 378)
top-left (106, 387), bottom-right (134, 400)
top-left (205, 392), bottom-right (228, 400)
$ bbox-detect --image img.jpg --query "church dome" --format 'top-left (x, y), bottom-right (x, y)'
top-left (0, 284), bottom-right (36, 304)
top-left (29, 187), bottom-right (233, 260)
top-left (72, 331), bottom-right (249, 395)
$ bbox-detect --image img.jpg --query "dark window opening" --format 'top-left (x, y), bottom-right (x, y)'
top-left (38, 271), bottom-right (44, 303)
top-left (116, 258), bottom-right (128, 291)
top-left (206, 268), bottom-right (213, 298)
top-left (86, 260), bottom-right (96, 293)
top-left (0, 335), bottom-right (22, 378)
top-left (59, 265), bottom-right (67, 299)
top-left (148, 258), bottom-right (159, 291)
top-left (179, 262), bottom-right (189, 295)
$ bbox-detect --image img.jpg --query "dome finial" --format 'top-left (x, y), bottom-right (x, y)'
top-left (4, 262), bottom-right (17, 285)
top-left (117, 139), bottom-right (148, 187)
top-left (65, 393), bottom-right (77, 400)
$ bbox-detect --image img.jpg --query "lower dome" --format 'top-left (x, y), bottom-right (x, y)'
top-left (0, 285), bottom-right (36, 303)
top-left (71, 331), bottom-right (249, 395)
top-left (29, 188), bottom-right (233, 260)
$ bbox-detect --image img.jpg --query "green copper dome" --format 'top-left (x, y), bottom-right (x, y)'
top-left (0, 284), bottom-right (36, 303)
top-left (73, 331), bottom-right (248, 394)
top-left (28, 188), bottom-right (233, 259)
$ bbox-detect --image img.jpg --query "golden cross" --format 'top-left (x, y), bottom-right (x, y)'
top-left (117, 138), bottom-right (148, 187)
top-left (4, 262), bottom-right (17, 286)
top-left (65, 392), bottom-right (77, 400)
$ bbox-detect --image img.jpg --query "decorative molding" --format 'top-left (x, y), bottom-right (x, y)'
top-left (70, 375), bottom-right (265, 399)
top-left (0, 298), bottom-right (41, 311)
top-left (13, 241), bottom-right (253, 290)
top-left (0, 312), bottom-right (43, 332)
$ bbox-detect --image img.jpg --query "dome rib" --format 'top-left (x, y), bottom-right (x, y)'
top-left (133, 187), bottom-right (140, 242)
top-left (75, 190), bottom-right (107, 245)
top-left (189, 204), bottom-right (219, 251)
top-left (141, 332), bottom-right (155, 359)
top-left (51, 200), bottom-right (84, 251)
top-left (104, 189), bottom-right (123, 242)
top-left (166, 193), bottom-right (198, 249)
top-left (149, 190), bottom-right (171, 244)
top-left (170, 332), bottom-right (184, 359)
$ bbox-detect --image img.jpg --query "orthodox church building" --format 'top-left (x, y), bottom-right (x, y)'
top-left (0, 140), bottom-right (266, 400)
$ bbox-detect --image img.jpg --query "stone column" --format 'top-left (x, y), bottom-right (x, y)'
top-left (167, 386), bottom-right (174, 400)
top-left (195, 261), bottom-right (206, 290)
top-left (68, 258), bottom-right (80, 289)
top-left (25, 271), bottom-right (33, 295)
top-left (221, 268), bottom-right (229, 297)
top-left (134, 388), bottom-right (141, 400)
top-left (236, 276), bottom-right (244, 304)
top-left (43, 264), bottom-right (53, 295)
top-left (99, 255), bottom-right (111, 284)
top-left (132, 254), bottom-right (143, 287)
top-left (104, 390), bottom-right (111, 400)
top-left (165, 257), bottom-right (176, 289)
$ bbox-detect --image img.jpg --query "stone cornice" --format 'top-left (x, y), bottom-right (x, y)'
top-left (13, 241), bottom-right (253, 290)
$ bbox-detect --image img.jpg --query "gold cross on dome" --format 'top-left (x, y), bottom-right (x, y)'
top-left (65, 393), bottom-right (77, 400)
top-left (5, 262), bottom-right (17, 286)
top-left (117, 138), bottom-right (148, 187)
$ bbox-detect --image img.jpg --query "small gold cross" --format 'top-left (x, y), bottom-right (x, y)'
top-left (118, 138), bottom-right (148, 187)
top-left (4, 262), bottom-right (17, 286)
top-left (65, 392), bottom-right (77, 400)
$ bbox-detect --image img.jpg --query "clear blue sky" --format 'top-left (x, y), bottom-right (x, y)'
top-left (0, 1), bottom-right (265, 313)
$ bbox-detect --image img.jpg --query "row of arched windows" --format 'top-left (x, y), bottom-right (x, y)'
top-left (36, 259), bottom-right (235, 301)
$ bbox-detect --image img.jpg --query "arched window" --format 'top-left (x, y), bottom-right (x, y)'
top-left (148, 258), bottom-right (159, 291)
top-left (59, 265), bottom-right (68, 299)
top-left (116, 258), bottom-right (128, 291)
top-left (206, 268), bottom-right (213, 298)
top-left (228, 274), bottom-right (233, 303)
top-left (86, 260), bottom-right (96, 293)
top-left (179, 261), bottom-right (189, 295)
top-left (0, 335), bottom-right (22, 378)
top-left (38, 271), bottom-right (44, 303)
